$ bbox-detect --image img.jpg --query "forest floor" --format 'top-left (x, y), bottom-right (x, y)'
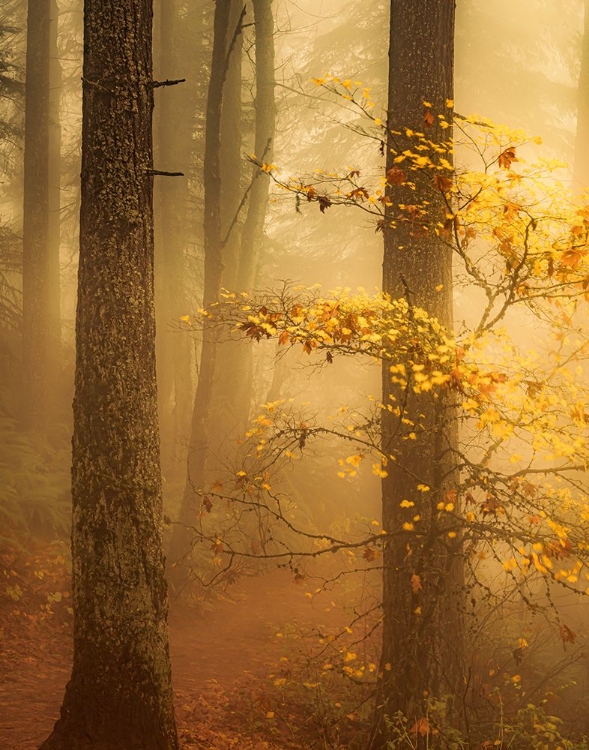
top-left (0, 540), bottom-right (377, 749)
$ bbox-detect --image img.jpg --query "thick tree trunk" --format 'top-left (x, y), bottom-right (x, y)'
top-left (39, 0), bottom-right (178, 748)
top-left (369, 1), bottom-right (464, 746)
top-left (22, 0), bottom-right (51, 430)
top-left (167, 0), bottom-right (243, 588)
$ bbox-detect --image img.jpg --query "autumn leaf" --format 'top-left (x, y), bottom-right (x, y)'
top-left (318, 195), bottom-right (332, 213)
top-left (560, 249), bottom-right (584, 269)
top-left (363, 547), bottom-right (377, 562)
top-left (202, 496), bottom-right (213, 513)
top-left (410, 717), bottom-right (435, 736)
top-left (348, 187), bottom-right (369, 201)
top-left (498, 146), bottom-right (518, 169)
top-left (410, 573), bottom-right (422, 595)
top-left (433, 173), bottom-right (453, 193)
top-left (481, 495), bottom-right (502, 516)
top-left (386, 166), bottom-right (406, 186)
top-left (560, 623), bottom-right (576, 644)
top-left (423, 108), bottom-right (435, 128)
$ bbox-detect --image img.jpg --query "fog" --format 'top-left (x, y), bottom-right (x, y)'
top-left (2, 1), bottom-right (589, 748)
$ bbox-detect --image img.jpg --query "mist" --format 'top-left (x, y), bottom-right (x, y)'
top-left (2, 1), bottom-right (589, 749)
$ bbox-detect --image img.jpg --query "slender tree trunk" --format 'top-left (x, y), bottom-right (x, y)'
top-left (22, 0), bottom-right (51, 430)
top-left (575, 0), bottom-right (589, 190)
top-left (369, 1), bottom-right (464, 746)
top-left (207, 0), bottom-right (247, 454)
top-left (225, 0), bottom-right (276, 431)
top-left (167, 0), bottom-right (244, 588)
top-left (39, 0), bottom-right (178, 747)
top-left (154, 0), bottom-right (198, 477)
top-left (210, 0), bottom-right (276, 449)
top-left (47, 0), bottom-right (62, 409)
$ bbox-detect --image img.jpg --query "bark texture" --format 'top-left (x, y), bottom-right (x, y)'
top-left (39, 0), bottom-right (178, 747)
top-left (369, 1), bottom-right (464, 746)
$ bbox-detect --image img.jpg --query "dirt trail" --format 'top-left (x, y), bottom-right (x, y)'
top-left (0, 570), bottom-right (344, 749)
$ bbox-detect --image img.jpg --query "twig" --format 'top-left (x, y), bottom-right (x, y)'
top-left (146, 169), bottom-right (184, 177)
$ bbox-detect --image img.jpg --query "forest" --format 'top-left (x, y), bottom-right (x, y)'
top-left (3, 0), bottom-right (589, 748)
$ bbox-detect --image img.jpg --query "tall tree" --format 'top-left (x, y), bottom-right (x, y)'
top-left (21, 0), bottom-right (52, 429)
top-left (39, 0), bottom-right (178, 747)
top-left (575, 0), bottom-right (589, 189)
top-left (47, 0), bottom-right (62, 405)
top-left (370, 1), bottom-right (463, 746)
top-left (228, 0), bottom-right (277, 430)
top-left (167, 0), bottom-right (244, 587)
top-left (154, 0), bottom-right (201, 472)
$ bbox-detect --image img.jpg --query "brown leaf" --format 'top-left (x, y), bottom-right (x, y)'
top-left (434, 173), bottom-right (453, 192)
top-left (443, 488), bottom-right (457, 505)
top-left (348, 187), bottom-right (369, 201)
top-left (423, 109), bottom-right (435, 128)
top-left (560, 249), bottom-right (584, 269)
top-left (202, 496), bottom-right (213, 513)
top-left (481, 495), bottom-right (502, 516)
top-left (498, 146), bottom-right (518, 170)
top-left (560, 624), bottom-right (576, 644)
top-left (363, 547), bottom-right (377, 562)
top-left (386, 166), bottom-right (406, 186)
top-left (318, 195), bottom-right (332, 213)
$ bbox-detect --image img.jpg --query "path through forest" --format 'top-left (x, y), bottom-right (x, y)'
top-left (0, 566), bottom-right (357, 749)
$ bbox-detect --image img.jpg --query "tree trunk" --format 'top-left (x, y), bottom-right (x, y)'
top-left (167, 0), bottom-right (243, 589)
top-left (47, 0), bottom-right (62, 413)
top-left (39, 0), bottom-right (178, 747)
top-left (369, 1), bottom-right (464, 746)
top-left (574, 0), bottom-right (589, 190)
top-left (226, 0), bottom-right (276, 431)
top-left (154, 0), bottom-right (199, 478)
top-left (22, 0), bottom-right (51, 430)
top-left (210, 0), bottom-right (276, 450)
